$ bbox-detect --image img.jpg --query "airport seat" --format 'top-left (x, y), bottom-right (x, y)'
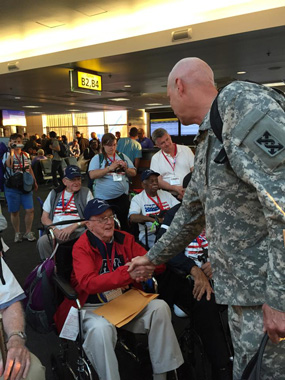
top-left (61, 158), bottom-right (67, 171)
top-left (40, 159), bottom-right (53, 184)
top-left (64, 156), bottom-right (79, 166)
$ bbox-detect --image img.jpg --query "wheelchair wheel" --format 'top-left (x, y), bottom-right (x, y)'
top-left (51, 354), bottom-right (68, 380)
top-left (177, 326), bottom-right (210, 380)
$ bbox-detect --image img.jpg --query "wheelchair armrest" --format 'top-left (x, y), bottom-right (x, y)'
top-left (166, 263), bottom-right (189, 278)
top-left (53, 273), bottom-right (78, 301)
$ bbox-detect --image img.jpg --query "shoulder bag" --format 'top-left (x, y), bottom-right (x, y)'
top-left (240, 333), bottom-right (269, 380)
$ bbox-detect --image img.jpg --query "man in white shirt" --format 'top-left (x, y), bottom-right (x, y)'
top-left (37, 165), bottom-right (93, 259)
top-left (150, 128), bottom-right (194, 199)
top-left (129, 169), bottom-right (179, 248)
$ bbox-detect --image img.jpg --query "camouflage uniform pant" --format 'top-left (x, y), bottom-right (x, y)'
top-left (228, 305), bottom-right (285, 380)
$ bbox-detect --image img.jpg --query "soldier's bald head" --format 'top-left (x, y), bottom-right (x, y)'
top-left (167, 57), bottom-right (217, 125)
top-left (168, 57), bottom-right (215, 89)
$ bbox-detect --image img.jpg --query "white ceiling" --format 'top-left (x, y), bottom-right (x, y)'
top-left (0, 1), bottom-right (284, 115)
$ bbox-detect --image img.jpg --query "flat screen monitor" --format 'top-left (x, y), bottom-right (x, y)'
top-left (181, 123), bottom-right (199, 136)
top-left (150, 118), bottom-right (179, 137)
top-left (2, 110), bottom-right (26, 126)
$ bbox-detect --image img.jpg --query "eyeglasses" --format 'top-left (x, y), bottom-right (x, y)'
top-left (89, 214), bottom-right (116, 225)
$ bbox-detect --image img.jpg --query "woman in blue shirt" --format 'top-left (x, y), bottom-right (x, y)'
top-left (88, 133), bottom-right (136, 231)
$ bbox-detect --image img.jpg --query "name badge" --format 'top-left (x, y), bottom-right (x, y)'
top-left (170, 176), bottom-right (180, 185)
top-left (104, 288), bottom-right (123, 302)
top-left (113, 173), bottom-right (123, 182)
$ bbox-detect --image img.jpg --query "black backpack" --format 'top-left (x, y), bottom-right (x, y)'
top-left (210, 81), bottom-right (285, 164)
top-left (58, 141), bottom-right (69, 158)
top-left (44, 139), bottom-right (53, 155)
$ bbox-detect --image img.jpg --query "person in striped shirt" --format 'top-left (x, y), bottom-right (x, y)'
top-left (129, 169), bottom-right (179, 248)
top-left (3, 133), bottom-right (38, 243)
top-left (37, 165), bottom-right (93, 260)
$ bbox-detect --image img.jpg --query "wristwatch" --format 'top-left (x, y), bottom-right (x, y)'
top-left (6, 331), bottom-right (27, 342)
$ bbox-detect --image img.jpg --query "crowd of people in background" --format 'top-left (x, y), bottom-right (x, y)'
top-left (1, 55), bottom-right (285, 380)
top-left (1, 127), bottom-right (155, 243)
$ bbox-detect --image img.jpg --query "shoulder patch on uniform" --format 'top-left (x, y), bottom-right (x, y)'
top-left (255, 130), bottom-right (284, 157)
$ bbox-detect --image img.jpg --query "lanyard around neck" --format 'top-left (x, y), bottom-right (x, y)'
top-left (102, 241), bottom-right (116, 272)
top-left (107, 153), bottom-right (116, 164)
top-left (14, 152), bottom-right (24, 169)
top-left (61, 190), bottom-right (75, 212)
top-left (147, 193), bottom-right (164, 210)
top-left (162, 144), bottom-right (177, 171)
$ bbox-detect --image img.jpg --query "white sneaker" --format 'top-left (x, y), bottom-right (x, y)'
top-left (14, 232), bottom-right (23, 243)
top-left (23, 232), bottom-right (37, 242)
top-left (173, 304), bottom-right (188, 318)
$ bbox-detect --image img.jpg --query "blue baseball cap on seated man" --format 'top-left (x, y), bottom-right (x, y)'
top-left (84, 199), bottom-right (113, 220)
top-left (141, 169), bottom-right (160, 182)
top-left (64, 165), bottom-right (82, 179)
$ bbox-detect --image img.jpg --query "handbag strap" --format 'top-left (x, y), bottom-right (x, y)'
top-left (241, 332), bottom-right (269, 379)
top-left (255, 333), bottom-right (269, 379)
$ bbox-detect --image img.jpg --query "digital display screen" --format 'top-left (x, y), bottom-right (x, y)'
top-left (150, 119), bottom-right (179, 136)
top-left (2, 110), bottom-right (26, 126)
top-left (181, 123), bottom-right (199, 136)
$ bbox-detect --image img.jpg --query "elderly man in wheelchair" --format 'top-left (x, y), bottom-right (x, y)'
top-left (37, 165), bottom-right (93, 260)
top-left (53, 199), bottom-right (184, 380)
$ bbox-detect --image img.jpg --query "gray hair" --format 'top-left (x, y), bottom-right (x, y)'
top-left (151, 128), bottom-right (167, 143)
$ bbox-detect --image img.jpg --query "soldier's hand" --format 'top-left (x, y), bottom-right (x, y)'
top-left (262, 303), bottom-right (285, 344)
top-left (190, 266), bottom-right (214, 301)
top-left (127, 256), bottom-right (155, 282)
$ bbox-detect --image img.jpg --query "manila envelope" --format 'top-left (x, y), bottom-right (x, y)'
top-left (93, 288), bottom-right (158, 328)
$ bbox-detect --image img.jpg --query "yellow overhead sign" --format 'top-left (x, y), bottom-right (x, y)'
top-left (77, 71), bottom-right (102, 91)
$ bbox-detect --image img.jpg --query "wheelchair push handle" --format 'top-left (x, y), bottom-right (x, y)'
top-left (197, 248), bottom-right (208, 264)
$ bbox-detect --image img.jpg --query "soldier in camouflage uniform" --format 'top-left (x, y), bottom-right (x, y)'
top-left (128, 58), bottom-right (285, 380)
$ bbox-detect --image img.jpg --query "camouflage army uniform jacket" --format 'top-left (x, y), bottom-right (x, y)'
top-left (147, 81), bottom-right (285, 311)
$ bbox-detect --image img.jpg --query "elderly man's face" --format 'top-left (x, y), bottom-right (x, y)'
top-left (86, 209), bottom-right (115, 242)
top-left (142, 175), bottom-right (159, 196)
top-left (62, 177), bottom-right (82, 193)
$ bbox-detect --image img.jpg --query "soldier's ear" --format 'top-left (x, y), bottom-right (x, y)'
top-left (176, 78), bottom-right (185, 96)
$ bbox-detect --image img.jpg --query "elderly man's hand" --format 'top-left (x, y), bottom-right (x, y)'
top-left (201, 262), bottom-right (213, 280)
top-left (56, 225), bottom-right (76, 241)
top-left (0, 337), bottom-right (31, 380)
top-left (127, 264), bottom-right (154, 282)
top-left (190, 266), bottom-right (213, 301)
top-left (127, 256), bottom-right (156, 282)
top-left (262, 303), bottom-right (285, 344)
top-left (173, 185), bottom-right (185, 200)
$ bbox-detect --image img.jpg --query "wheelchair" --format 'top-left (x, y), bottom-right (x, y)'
top-left (41, 222), bottom-right (179, 380)
top-left (156, 253), bottom-right (234, 380)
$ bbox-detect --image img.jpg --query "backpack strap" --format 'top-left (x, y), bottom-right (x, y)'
top-left (118, 152), bottom-right (125, 161)
top-left (210, 93), bottom-right (228, 165)
top-left (0, 257), bottom-right (5, 285)
top-left (99, 153), bottom-right (104, 166)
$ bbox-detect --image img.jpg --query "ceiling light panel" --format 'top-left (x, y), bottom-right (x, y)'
top-left (22, 105), bottom-right (41, 108)
top-left (35, 18), bottom-right (65, 28)
top-left (75, 5), bottom-right (107, 17)
top-left (110, 98), bottom-right (130, 101)
top-left (264, 82), bottom-right (285, 87)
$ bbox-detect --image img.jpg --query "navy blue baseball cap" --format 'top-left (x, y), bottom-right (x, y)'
top-left (64, 165), bottom-right (82, 179)
top-left (84, 199), bottom-right (113, 220)
top-left (141, 169), bottom-right (160, 182)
